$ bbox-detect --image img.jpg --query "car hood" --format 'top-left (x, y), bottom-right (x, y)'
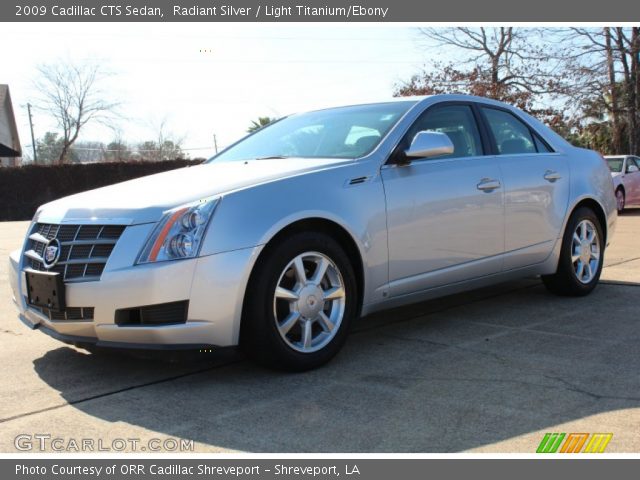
top-left (37, 158), bottom-right (351, 225)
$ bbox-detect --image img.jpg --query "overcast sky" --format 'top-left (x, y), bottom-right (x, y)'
top-left (3, 23), bottom-right (429, 159)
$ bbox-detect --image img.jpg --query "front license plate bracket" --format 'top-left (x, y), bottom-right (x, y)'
top-left (25, 271), bottom-right (66, 312)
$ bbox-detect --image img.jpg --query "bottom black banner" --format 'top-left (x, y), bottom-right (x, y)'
top-left (4, 459), bottom-right (639, 480)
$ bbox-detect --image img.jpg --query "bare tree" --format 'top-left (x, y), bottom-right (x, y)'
top-left (137, 117), bottom-right (186, 161)
top-left (34, 60), bottom-right (117, 164)
top-left (104, 128), bottom-right (133, 162)
top-left (605, 28), bottom-right (623, 153)
top-left (616, 27), bottom-right (640, 154)
top-left (557, 28), bottom-right (640, 154)
top-left (403, 28), bottom-right (568, 109)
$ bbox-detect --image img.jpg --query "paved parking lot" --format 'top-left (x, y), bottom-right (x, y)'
top-left (1, 213), bottom-right (639, 453)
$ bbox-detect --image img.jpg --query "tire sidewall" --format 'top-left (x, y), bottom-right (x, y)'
top-left (559, 207), bottom-right (604, 294)
top-left (242, 232), bottom-right (357, 370)
top-left (616, 188), bottom-right (625, 213)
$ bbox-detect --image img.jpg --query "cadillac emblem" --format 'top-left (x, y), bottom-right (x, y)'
top-left (42, 238), bottom-right (61, 269)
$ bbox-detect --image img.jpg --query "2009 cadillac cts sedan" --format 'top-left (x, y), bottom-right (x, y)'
top-left (9, 95), bottom-right (617, 370)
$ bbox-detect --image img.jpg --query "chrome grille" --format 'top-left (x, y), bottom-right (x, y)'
top-left (24, 223), bottom-right (126, 282)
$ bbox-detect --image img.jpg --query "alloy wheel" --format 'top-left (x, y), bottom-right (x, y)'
top-left (571, 219), bottom-right (600, 284)
top-left (273, 251), bottom-right (346, 353)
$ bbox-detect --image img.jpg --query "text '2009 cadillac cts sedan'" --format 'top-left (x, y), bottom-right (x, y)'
top-left (9, 95), bottom-right (617, 371)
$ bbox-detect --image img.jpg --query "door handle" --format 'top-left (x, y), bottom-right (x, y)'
top-left (477, 178), bottom-right (501, 191)
top-left (544, 170), bottom-right (562, 182)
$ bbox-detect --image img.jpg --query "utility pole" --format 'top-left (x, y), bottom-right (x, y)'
top-left (213, 134), bottom-right (218, 154)
top-left (27, 103), bottom-right (37, 164)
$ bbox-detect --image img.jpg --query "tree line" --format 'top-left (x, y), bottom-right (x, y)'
top-left (35, 131), bottom-right (185, 164)
top-left (29, 28), bottom-right (639, 164)
top-left (394, 27), bottom-right (640, 155)
top-left (30, 61), bottom-right (188, 164)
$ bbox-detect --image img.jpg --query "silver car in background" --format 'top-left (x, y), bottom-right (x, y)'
top-left (9, 95), bottom-right (617, 371)
top-left (605, 155), bottom-right (640, 213)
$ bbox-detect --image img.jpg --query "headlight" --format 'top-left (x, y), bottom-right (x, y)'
top-left (137, 196), bottom-right (220, 264)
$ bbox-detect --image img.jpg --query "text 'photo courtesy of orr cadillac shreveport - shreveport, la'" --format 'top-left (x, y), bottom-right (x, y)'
top-left (9, 95), bottom-right (616, 371)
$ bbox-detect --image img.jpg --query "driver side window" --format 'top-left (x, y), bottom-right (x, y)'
top-left (403, 104), bottom-right (484, 160)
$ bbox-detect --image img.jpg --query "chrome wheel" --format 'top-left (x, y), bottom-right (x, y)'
top-left (273, 251), bottom-right (346, 353)
top-left (616, 189), bottom-right (625, 212)
top-left (571, 219), bottom-right (600, 284)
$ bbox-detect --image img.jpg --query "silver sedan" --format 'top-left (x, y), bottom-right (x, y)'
top-left (9, 95), bottom-right (617, 370)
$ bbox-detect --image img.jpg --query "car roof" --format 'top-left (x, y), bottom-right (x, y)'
top-left (297, 94), bottom-right (528, 116)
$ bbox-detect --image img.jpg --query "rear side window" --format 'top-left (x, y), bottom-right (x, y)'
top-left (607, 157), bottom-right (624, 172)
top-left (482, 108), bottom-right (537, 155)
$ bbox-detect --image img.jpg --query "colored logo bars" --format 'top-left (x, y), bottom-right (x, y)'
top-left (536, 433), bottom-right (613, 453)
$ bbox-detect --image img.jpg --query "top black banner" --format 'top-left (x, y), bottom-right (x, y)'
top-left (4, 0), bottom-right (640, 22)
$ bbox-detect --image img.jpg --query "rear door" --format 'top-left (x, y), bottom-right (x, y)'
top-left (480, 106), bottom-right (569, 270)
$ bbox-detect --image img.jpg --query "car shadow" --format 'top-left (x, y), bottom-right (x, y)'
top-left (31, 279), bottom-right (640, 452)
top-left (620, 207), bottom-right (640, 216)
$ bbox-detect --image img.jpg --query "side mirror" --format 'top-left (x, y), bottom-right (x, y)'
top-left (627, 164), bottom-right (639, 173)
top-left (404, 131), bottom-right (454, 159)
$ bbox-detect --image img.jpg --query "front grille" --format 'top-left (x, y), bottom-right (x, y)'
top-left (25, 297), bottom-right (94, 322)
top-left (24, 223), bottom-right (126, 282)
top-left (45, 307), bottom-right (94, 322)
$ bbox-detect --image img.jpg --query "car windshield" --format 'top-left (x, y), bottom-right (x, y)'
top-left (606, 157), bottom-right (624, 173)
top-left (208, 102), bottom-right (415, 162)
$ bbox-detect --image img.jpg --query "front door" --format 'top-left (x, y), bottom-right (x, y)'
top-left (382, 103), bottom-right (505, 297)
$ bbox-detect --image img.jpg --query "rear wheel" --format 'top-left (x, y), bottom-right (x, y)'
top-left (542, 207), bottom-right (604, 296)
top-left (616, 188), bottom-right (625, 213)
top-left (241, 232), bottom-right (357, 371)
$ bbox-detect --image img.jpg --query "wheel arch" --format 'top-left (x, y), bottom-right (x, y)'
top-left (243, 217), bottom-right (366, 320)
top-left (569, 197), bottom-right (609, 243)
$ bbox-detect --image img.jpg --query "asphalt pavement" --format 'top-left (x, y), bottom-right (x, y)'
top-left (1, 213), bottom-right (639, 452)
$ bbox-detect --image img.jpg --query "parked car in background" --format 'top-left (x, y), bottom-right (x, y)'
top-left (9, 95), bottom-right (617, 371)
top-left (606, 155), bottom-right (640, 213)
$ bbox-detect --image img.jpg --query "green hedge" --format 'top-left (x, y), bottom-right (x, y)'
top-left (0, 160), bottom-right (202, 221)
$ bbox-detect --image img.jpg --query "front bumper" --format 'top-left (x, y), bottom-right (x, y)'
top-left (9, 227), bottom-right (263, 349)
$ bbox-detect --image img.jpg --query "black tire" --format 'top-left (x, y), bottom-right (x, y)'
top-left (240, 231), bottom-right (358, 371)
top-left (542, 207), bottom-right (604, 297)
top-left (615, 188), bottom-right (625, 214)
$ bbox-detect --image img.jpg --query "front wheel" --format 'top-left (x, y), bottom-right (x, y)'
top-left (241, 232), bottom-right (357, 371)
top-left (542, 207), bottom-right (604, 296)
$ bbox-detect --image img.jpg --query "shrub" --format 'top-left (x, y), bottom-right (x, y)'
top-left (0, 160), bottom-right (202, 221)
